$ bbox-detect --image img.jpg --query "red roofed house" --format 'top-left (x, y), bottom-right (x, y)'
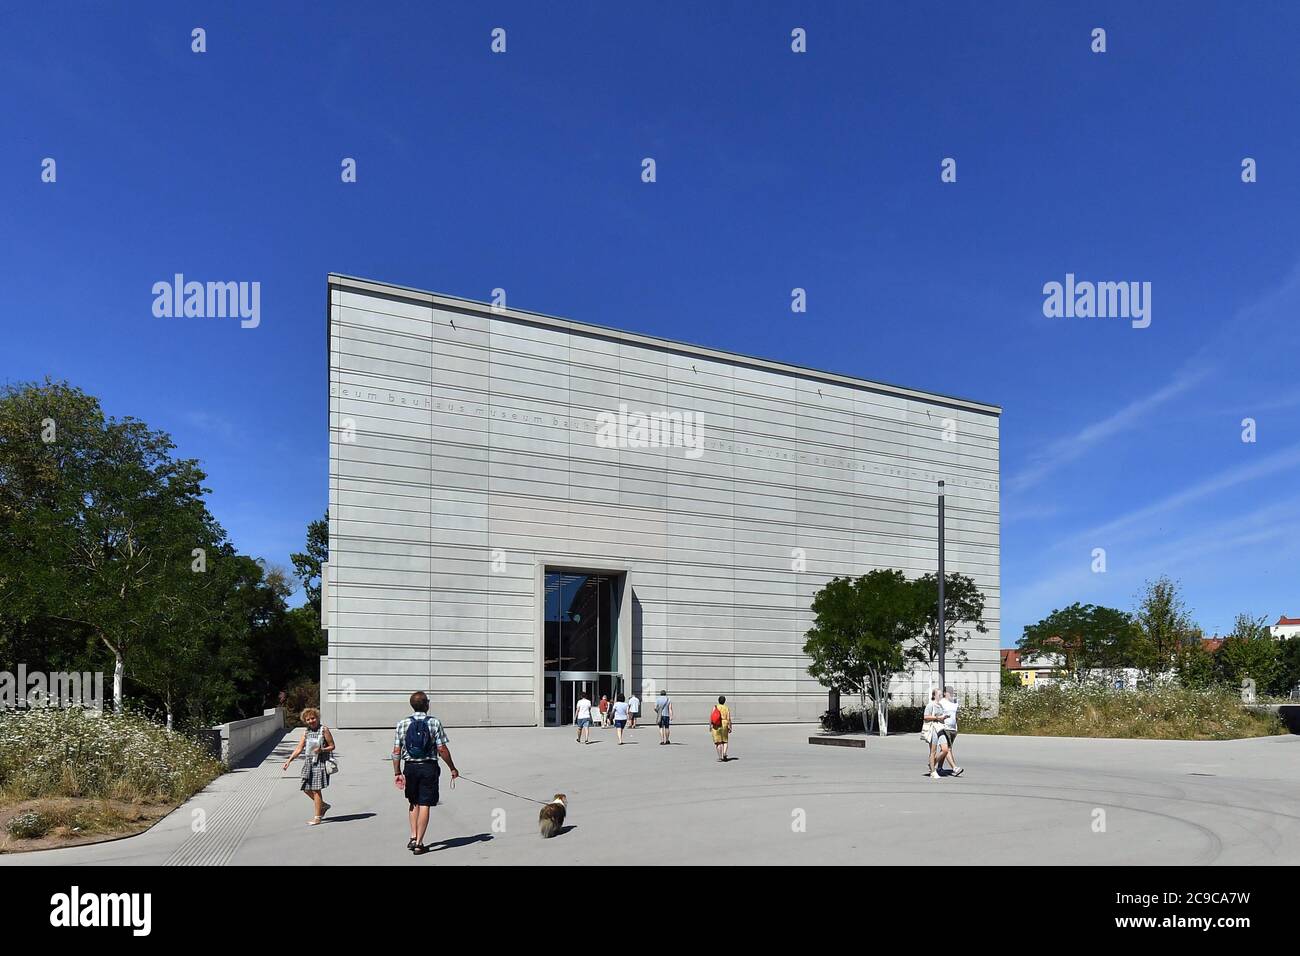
top-left (1271, 616), bottom-right (1300, 640)
top-left (1000, 647), bottom-right (1066, 688)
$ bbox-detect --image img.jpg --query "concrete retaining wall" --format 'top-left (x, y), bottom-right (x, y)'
top-left (213, 708), bottom-right (285, 765)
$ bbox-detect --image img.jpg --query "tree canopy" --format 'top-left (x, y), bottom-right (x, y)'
top-left (0, 380), bottom-right (322, 729)
top-left (804, 569), bottom-right (927, 734)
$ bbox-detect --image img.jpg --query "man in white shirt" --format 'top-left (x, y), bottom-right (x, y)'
top-left (628, 692), bottom-right (641, 729)
top-left (574, 691), bottom-right (593, 744)
top-left (935, 686), bottom-right (963, 776)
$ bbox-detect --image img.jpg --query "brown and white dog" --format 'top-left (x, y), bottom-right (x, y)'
top-left (538, 793), bottom-right (567, 838)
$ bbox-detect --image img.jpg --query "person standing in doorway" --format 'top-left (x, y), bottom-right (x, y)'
top-left (574, 689), bottom-right (593, 744)
top-left (392, 691), bottom-right (460, 855)
top-left (612, 693), bottom-right (630, 744)
top-left (655, 689), bottom-right (673, 745)
top-left (710, 695), bottom-right (733, 762)
top-left (628, 690), bottom-right (641, 729)
top-left (935, 685), bottom-right (963, 777)
top-left (598, 694), bottom-right (610, 728)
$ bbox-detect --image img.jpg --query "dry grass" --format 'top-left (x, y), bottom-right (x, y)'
top-left (966, 684), bottom-right (1282, 740)
top-left (0, 795), bottom-right (172, 853)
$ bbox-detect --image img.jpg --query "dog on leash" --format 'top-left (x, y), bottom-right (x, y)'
top-left (538, 793), bottom-right (567, 838)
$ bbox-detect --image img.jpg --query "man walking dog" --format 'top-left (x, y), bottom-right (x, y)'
top-left (393, 691), bottom-right (460, 855)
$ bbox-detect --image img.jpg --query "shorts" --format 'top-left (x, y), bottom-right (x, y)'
top-left (614, 719), bottom-right (626, 729)
top-left (576, 718), bottom-right (591, 729)
top-left (404, 760), bottom-right (440, 807)
top-left (939, 728), bottom-right (958, 746)
top-left (711, 727), bottom-right (729, 744)
top-left (658, 716), bottom-right (670, 728)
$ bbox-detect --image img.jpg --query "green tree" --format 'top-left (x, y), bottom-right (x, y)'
top-left (1174, 640), bottom-right (1216, 689)
top-left (0, 380), bottom-right (228, 713)
top-left (290, 511), bottom-right (328, 617)
top-left (1272, 636), bottom-right (1300, 698)
top-left (1214, 613), bottom-right (1278, 692)
top-left (1133, 576), bottom-right (1196, 674)
top-left (1018, 603), bottom-right (1139, 681)
top-left (804, 570), bottom-right (923, 735)
top-left (906, 572), bottom-right (988, 683)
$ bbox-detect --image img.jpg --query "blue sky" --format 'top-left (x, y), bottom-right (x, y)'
top-left (5, 1), bottom-right (1300, 644)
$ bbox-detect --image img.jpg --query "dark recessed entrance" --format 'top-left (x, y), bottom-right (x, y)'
top-left (543, 571), bottom-right (622, 726)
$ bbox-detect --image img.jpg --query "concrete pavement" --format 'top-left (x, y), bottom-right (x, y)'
top-left (5, 722), bottom-right (1299, 865)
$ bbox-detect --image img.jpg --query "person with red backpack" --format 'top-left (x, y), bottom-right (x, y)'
top-left (392, 690), bottom-right (460, 855)
top-left (709, 695), bottom-right (733, 762)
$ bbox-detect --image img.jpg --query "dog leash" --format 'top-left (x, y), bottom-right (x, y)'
top-left (453, 774), bottom-right (548, 806)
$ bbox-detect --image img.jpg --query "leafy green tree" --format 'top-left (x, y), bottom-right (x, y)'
top-left (906, 572), bottom-right (988, 682)
top-left (291, 512), bottom-right (328, 617)
top-left (804, 570), bottom-right (923, 735)
top-left (1001, 666), bottom-right (1022, 690)
top-left (1133, 576), bottom-right (1196, 673)
top-left (1174, 640), bottom-right (1217, 689)
top-left (1214, 614), bottom-right (1278, 692)
top-left (1018, 603), bottom-right (1140, 681)
top-left (0, 380), bottom-right (227, 713)
top-left (1272, 636), bottom-right (1300, 698)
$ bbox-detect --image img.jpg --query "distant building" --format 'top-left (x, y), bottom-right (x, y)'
top-left (1271, 616), bottom-right (1300, 640)
top-left (1000, 648), bottom-right (1067, 688)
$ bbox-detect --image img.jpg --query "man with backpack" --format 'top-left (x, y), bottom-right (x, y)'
top-left (392, 690), bottom-right (460, 855)
top-left (709, 695), bottom-right (733, 762)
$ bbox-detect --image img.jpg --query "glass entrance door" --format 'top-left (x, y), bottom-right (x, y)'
top-left (543, 571), bottom-right (622, 726)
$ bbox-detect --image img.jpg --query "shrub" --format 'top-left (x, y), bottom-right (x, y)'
top-left (6, 810), bottom-right (51, 839)
top-left (282, 682), bottom-right (320, 729)
top-left (964, 683), bottom-right (1280, 740)
top-left (0, 709), bottom-right (223, 802)
top-left (820, 704), bottom-right (924, 734)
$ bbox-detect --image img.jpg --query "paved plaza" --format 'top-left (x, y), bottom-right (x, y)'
top-left (5, 722), bottom-right (1299, 866)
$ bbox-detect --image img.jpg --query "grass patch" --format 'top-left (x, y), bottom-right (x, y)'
top-left (0, 797), bottom-right (172, 853)
top-left (0, 709), bottom-right (223, 852)
top-left (0, 708), bottom-right (222, 802)
top-left (966, 684), bottom-right (1283, 740)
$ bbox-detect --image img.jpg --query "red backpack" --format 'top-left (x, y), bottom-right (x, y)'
top-left (710, 706), bottom-right (723, 729)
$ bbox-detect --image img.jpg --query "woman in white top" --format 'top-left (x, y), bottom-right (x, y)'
top-left (574, 693), bottom-right (593, 744)
top-left (922, 689), bottom-right (945, 779)
top-left (612, 693), bottom-right (631, 744)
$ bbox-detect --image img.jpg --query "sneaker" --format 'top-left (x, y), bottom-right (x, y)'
top-left (412, 843), bottom-right (430, 855)
top-left (407, 838), bottom-right (418, 850)
top-left (954, 767), bottom-right (964, 777)
top-left (930, 771), bottom-right (939, 779)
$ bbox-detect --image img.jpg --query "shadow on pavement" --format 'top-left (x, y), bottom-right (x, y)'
top-left (429, 833), bottom-right (494, 851)
top-left (321, 813), bottom-right (376, 825)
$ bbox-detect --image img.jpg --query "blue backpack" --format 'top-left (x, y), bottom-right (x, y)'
top-left (405, 716), bottom-right (433, 760)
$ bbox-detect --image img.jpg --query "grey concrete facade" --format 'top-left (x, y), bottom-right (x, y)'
top-left (324, 275), bottom-right (1001, 728)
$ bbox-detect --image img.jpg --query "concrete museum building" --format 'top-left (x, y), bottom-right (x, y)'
top-left (320, 275), bottom-right (1001, 728)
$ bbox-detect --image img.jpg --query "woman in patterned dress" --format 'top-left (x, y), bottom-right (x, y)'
top-left (282, 708), bottom-right (336, 826)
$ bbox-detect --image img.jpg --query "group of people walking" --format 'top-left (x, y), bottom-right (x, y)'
top-left (283, 685), bottom-right (960, 857)
top-left (573, 689), bottom-right (731, 758)
top-left (922, 686), bottom-right (962, 778)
